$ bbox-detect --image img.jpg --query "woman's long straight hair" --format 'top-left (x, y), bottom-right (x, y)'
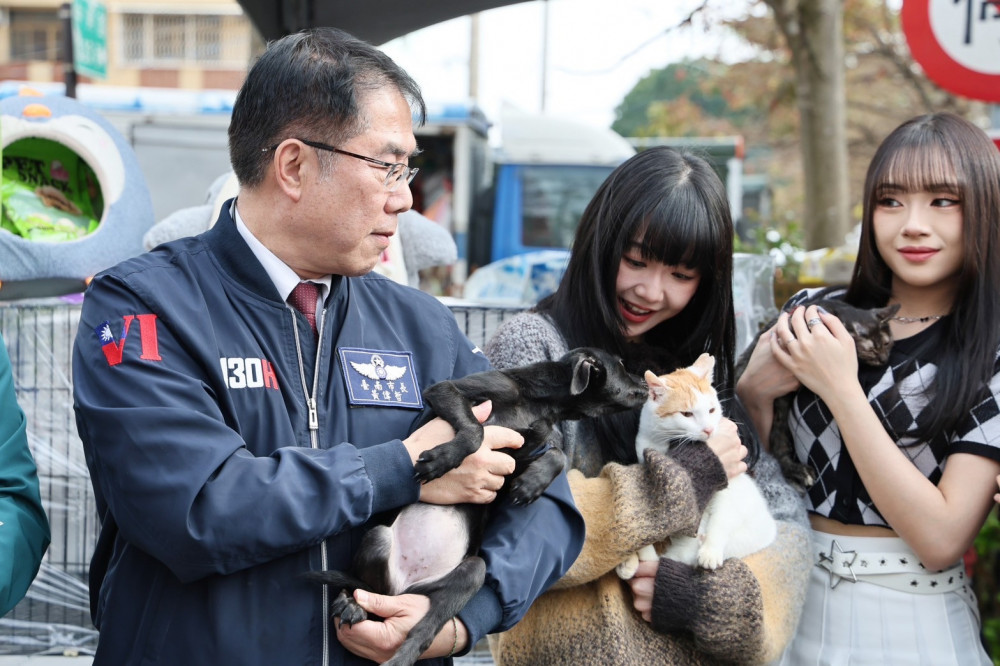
top-left (846, 112), bottom-right (1000, 438)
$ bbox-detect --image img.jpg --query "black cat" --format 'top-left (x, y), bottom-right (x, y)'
top-left (735, 287), bottom-right (899, 492)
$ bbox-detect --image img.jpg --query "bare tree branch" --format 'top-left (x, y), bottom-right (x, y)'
top-left (554, 0), bottom-right (712, 75)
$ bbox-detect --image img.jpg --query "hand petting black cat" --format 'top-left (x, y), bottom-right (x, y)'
top-left (734, 286), bottom-right (899, 492)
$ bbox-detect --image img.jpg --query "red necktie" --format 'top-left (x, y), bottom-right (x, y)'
top-left (288, 281), bottom-right (320, 337)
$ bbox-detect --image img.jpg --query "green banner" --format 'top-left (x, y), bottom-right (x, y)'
top-left (71, 0), bottom-right (107, 80)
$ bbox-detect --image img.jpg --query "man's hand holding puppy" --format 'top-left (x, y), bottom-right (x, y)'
top-left (404, 400), bottom-right (523, 505)
top-left (335, 400), bottom-right (519, 660)
top-left (336, 590), bottom-right (469, 661)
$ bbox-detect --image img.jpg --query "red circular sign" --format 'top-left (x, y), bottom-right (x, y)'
top-left (902, 0), bottom-right (1000, 102)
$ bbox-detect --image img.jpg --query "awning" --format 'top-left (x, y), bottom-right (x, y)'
top-left (236, 0), bottom-right (533, 45)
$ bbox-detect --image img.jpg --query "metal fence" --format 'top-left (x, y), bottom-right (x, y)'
top-left (0, 299), bottom-right (95, 656)
top-left (0, 298), bottom-right (521, 658)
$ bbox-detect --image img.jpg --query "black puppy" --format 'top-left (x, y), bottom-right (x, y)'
top-left (305, 347), bottom-right (647, 666)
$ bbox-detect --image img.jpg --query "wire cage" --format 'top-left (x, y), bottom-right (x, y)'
top-left (0, 298), bottom-right (522, 658)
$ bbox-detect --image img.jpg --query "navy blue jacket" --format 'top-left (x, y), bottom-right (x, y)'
top-left (72, 205), bottom-right (584, 665)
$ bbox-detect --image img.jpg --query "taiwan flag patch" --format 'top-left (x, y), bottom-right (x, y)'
top-left (94, 314), bottom-right (162, 366)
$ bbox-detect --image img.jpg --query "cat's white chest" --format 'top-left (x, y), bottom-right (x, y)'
top-left (667, 473), bottom-right (777, 569)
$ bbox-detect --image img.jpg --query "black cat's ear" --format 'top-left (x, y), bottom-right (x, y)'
top-left (879, 303), bottom-right (902, 320)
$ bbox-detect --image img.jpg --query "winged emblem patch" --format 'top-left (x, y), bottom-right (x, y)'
top-left (339, 347), bottom-right (422, 409)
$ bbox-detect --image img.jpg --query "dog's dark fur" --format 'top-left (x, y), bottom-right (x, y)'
top-left (305, 347), bottom-right (647, 666)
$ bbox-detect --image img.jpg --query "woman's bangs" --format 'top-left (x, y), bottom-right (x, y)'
top-left (873, 143), bottom-right (959, 198)
top-left (637, 196), bottom-right (717, 272)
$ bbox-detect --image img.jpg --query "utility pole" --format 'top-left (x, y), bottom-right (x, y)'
top-left (59, 3), bottom-right (77, 98)
top-left (540, 0), bottom-right (549, 112)
top-left (469, 13), bottom-right (480, 100)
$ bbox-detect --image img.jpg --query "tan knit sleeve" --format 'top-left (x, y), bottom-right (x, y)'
top-left (554, 446), bottom-right (722, 589)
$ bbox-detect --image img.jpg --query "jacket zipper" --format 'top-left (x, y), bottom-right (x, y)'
top-left (291, 307), bottom-right (329, 666)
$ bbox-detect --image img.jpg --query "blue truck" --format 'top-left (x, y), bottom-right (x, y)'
top-left (411, 103), bottom-right (636, 287)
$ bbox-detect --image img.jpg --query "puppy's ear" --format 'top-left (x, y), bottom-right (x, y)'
top-left (570, 354), bottom-right (599, 395)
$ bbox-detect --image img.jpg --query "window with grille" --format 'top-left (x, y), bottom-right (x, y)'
top-left (119, 13), bottom-right (250, 67)
top-left (9, 9), bottom-right (63, 62)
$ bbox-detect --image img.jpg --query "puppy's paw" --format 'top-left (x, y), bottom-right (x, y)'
top-left (508, 476), bottom-right (546, 505)
top-left (330, 590), bottom-right (367, 627)
top-left (413, 434), bottom-right (482, 483)
top-left (616, 553), bottom-right (640, 580)
top-left (414, 442), bottom-right (465, 483)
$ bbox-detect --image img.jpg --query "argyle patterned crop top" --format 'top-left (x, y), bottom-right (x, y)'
top-left (786, 291), bottom-right (1000, 527)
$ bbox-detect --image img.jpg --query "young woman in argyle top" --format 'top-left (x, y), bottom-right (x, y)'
top-left (739, 112), bottom-right (1000, 665)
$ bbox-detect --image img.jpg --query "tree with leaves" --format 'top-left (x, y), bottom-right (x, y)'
top-left (614, 0), bottom-right (978, 250)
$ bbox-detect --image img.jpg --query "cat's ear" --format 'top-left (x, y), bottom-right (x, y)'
top-left (878, 303), bottom-right (902, 321)
top-left (690, 353), bottom-right (715, 382)
top-left (644, 370), bottom-right (667, 401)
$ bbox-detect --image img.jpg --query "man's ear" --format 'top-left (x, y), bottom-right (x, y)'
top-left (273, 140), bottom-right (306, 203)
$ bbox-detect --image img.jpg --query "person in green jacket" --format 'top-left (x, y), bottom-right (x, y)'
top-left (0, 331), bottom-right (49, 616)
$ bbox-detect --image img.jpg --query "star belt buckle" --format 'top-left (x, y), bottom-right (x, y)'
top-left (818, 539), bottom-right (858, 589)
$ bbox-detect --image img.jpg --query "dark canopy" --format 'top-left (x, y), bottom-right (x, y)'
top-left (237, 0), bottom-right (533, 44)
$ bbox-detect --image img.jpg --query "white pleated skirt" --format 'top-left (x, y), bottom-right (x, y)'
top-left (773, 530), bottom-right (991, 666)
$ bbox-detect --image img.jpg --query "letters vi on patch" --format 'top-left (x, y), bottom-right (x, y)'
top-left (94, 315), bottom-right (161, 366)
top-left (339, 347), bottom-right (422, 409)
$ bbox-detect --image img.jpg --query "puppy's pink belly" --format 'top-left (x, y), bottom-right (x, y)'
top-left (388, 504), bottom-right (470, 593)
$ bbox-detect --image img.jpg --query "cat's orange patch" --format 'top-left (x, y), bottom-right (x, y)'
top-left (654, 369), bottom-right (713, 417)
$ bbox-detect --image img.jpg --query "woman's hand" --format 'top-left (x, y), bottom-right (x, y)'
top-left (770, 305), bottom-right (860, 402)
top-left (738, 322), bottom-right (802, 405)
top-left (404, 400), bottom-right (524, 505)
top-left (706, 417), bottom-right (747, 480)
top-left (994, 474), bottom-right (1000, 504)
top-left (627, 559), bottom-right (659, 622)
top-left (736, 323), bottom-right (801, 445)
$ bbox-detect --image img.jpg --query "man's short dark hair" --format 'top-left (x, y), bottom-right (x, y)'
top-left (228, 27), bottom-right (426, 188)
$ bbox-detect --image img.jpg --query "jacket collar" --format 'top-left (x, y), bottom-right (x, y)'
top-left (204, 198), bottom-right (344, 306)
top-left (204, 198), bottom-right (285, 304)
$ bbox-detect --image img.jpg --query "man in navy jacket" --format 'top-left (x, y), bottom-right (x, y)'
top-left (72, 27), bottom-right (583, 665)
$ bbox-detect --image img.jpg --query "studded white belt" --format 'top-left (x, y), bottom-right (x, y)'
top-left (813, 537), bottom-right (969, 594)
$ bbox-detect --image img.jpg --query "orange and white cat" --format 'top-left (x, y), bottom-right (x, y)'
top-left (616, 353), bottom-right (776, 579)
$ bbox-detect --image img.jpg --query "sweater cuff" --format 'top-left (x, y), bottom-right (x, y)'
top-left (657, 443), bottom-right (727, 511)
top-left (650, 558), bottom-right (700, 634)
top-left (357, 439), bottom-right (420, 514)
top-left (455, 585), bottom-right (503, 656)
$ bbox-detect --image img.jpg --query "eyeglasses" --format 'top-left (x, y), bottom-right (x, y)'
top-left (262, 139), bottom-right (419, 191)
